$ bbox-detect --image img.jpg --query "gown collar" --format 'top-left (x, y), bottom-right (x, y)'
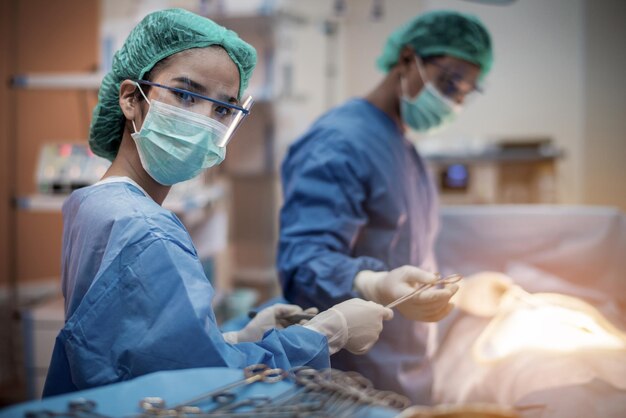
top-left (94, 176), bottom-right (150, 199)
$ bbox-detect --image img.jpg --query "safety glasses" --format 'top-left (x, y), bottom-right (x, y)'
top-left (135, 79), bottom-right (254, 147)
top-left (426, 60), bottom-right (483, 103)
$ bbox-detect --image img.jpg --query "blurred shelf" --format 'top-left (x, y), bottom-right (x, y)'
top-left (15, 194), bottom-right (66, 212)
top-left (11, 72), bottom-right (104, 90)
top-left (15, 184), bottom-right (225, 214)
top-left (422, 148), bottom-right (564, 164)
top-left (0, 278), bottom-right (60, 306)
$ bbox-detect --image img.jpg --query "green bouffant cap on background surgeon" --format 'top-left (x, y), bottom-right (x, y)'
top-left (89, 8), bottom-right (257, 161)
top-left (377, 10), bottom-right (493, 78)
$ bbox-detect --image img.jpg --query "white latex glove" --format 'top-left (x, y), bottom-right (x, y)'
top-left (452, 271), bottom-right (514, 317)
top-left (223, 304), bottom-right (318, 344)
top-left (354, 265), bottom-right (459, 322)
top-left (304, 298), bottom-right (393, 355)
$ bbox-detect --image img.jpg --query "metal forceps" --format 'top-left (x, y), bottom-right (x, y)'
top-left (169, 364), bottom-right (287, 411)
top-left (385, 273), bottom-right (463, 309)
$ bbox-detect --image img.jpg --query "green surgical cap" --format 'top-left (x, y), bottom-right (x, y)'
top-left (377, 10), bottom-right (493, 77)
top-left (90, 8), bottom-right (257, 161)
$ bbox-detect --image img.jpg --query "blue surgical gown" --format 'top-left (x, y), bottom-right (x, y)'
top-left (43, 179), bottom-right (329, 397)
top-left (278, 98), bottom-right (439, 404)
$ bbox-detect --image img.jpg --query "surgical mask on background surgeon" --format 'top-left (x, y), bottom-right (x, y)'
top-left (131, 82), bottom-right (228, 186)
top-left (400, 57), bottom-right (461, 133)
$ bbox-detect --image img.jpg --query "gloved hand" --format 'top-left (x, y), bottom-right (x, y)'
top-left (452, 271), bottom-right (514, 317)
top-left (223, 304), bottom-right (318, 344)
top-left (354, 265), bottom-right (458, 322)
top-left (304, 298), bottom-right (393, 355)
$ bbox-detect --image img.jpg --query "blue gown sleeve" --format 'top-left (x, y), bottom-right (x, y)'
top-left (278, 129), bottom-right (388, 309)
top-left (61, 237), bottom-right (329, 390)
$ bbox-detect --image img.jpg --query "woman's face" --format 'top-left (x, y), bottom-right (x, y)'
top-left (142, 46), bottom-right (242, 123)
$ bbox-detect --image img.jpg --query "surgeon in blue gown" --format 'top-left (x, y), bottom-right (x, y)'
top-left (43, 8), bottom-right (393, 397)
top-left (278, 11), bottom-right (493, 404)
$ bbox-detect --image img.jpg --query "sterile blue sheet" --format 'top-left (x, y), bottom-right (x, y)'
top-left (1, 367), bottom-right (400, 418)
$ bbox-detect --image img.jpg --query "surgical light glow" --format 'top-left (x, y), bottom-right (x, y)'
top-left (477, 294), bottom-right (626, 361)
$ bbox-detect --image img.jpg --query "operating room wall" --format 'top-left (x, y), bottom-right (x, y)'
top-left (3, 0), bottom-right (624, 286)
top-left (581, 0), bottom-right (626, 210)
top-left (336, 0), bottom-right (586, 205)
top-left (333, 0), bottom-right (625, 211)
top-left (8, 0), bottom-right (100, 282)
top-left (0, 0), bottom-right (13, 287)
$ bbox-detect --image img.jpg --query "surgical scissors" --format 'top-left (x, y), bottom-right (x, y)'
top-left (385, 273), bottom-right (463, 309)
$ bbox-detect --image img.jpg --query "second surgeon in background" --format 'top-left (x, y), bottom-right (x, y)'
top-left (278, 10), bottom-right (493, 404)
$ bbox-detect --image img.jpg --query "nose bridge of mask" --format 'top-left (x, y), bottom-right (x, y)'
top-left (132, 81), bottom-right (229, 140)
top-left (149, 100), bottom-right (229, 136)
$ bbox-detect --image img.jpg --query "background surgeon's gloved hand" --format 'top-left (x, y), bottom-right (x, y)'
top-left (223, 304), bottom-right (318, 343)
top-left (354, 266), bottom-right (458, 322)
top-left (303, 298), bottom-right (393, 355)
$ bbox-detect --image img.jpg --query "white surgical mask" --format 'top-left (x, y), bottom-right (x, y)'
top-left (131, 83), bottom-right (228, 186)
top-left (400, 57), bottom-right (462, 133)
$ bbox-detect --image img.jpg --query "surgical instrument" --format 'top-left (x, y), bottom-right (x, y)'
top-left (130, 365), bottom-right (410, 417)
top-left (169, 364), bottom-right (287, 411)
top-left (247, 311), bottom-right (317, 324)
top-left (385, 273), bottom-right (463, 309)
top-left (252, 366), bottom-right (411, 417)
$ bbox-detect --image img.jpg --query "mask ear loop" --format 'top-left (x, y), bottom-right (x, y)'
top-left (132, 81), bottom-right (151, 134)
top-left (414, 56), bottom-right (429, 85)
top-left (401, 56), bottom-right (428, 101)
top-left (400, 74), bottom-right (412, 100)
